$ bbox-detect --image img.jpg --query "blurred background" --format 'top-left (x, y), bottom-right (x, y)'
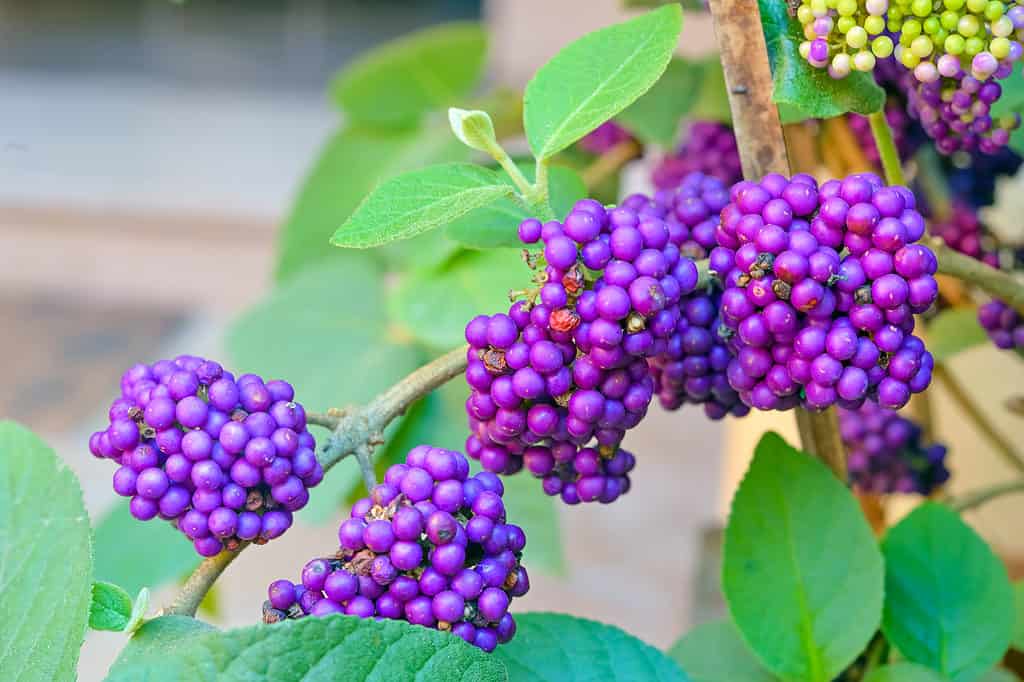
top-left (2, 1), bottom-right (1022, 679)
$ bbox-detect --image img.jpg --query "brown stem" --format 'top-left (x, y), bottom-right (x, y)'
top-left (709, 0), bottom-right (846, 476)
top-left (162, 543), bottom-right (248, 617)
top-left (933, 363), bottom-right (1024, 473)
top-left (581, 139), bottom-right (642, 189)
top-left (952, 478), bottom-right (1024, 513)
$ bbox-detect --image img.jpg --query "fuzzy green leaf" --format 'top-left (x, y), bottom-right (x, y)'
top-left (446, 164), bottom-right (585, 249)
top-left (0, 421), bottom-right (93, 682)
top-left (275, 124), bottom-right (469, 282)
top-left (759, 0), bottom-right (884, 121)
top-left (89, 581), bottom-right (134, 632)
top-left (524, 5), bottom-right (683, 159)
top-left (330, 22), bottom-right (487, 129)
top-left (107, 614), bottom-right (505, 681)
top-left (494, 612), bottom-right (689, 681)
top-left (331, 163), bottom-right (515, 248)
top-left (1014, 581), bottom-right (1024, 651)
top-left (927, 307), bottom-right (989, 363)
top-left (617, 57), bottom-right (705, 146)
top-left (722, 432), bottom-right (884, 682)
top-left (93, 500), bottom-right (198, 596)
top-left (227, 258), bottom-right (422, 522)
top-left (108, 615), bottom-right (217, 678)
top-left (862, 663), bottom-right (949, 682)
top-left (668, 619), bottom-right (778, 682)
top-left (389, 249), bottom-right (526, 350)
top-left (126, 588), bottom-right (151, 634)
top-left (882, 503), bottom-right (1014, 682)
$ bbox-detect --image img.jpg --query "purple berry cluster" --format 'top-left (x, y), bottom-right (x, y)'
top-left (905, 66), bottom-right (1022, 155)
top-left (578, 121), bottom-right (635, 155)
top-left (263, 446), bottom-right (528, 653)
top-left (652, 121), bottom-right (743, 191)
top-left (978, 299), bottom-right (1024, 349)
top-left (89, 356), bottom-right (322, 556)
top-left (931, 201), bottom-right (1000, 267)
top-left (646, 172), bottom-right (749, 419)
top-left (839, 402), bottom-right (949, 495)
top-left (712, 172), bottom-right (938, 411)
top-left (463, 196), bottom-right (701, 504)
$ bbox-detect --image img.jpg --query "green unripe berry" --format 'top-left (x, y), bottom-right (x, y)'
top-left (985, 0), bottom-right (1005, 20)
top-left (872, 34), bottom-right (895, 57)
top-left (934, 27), bottom-right (950, 43)
top-left (957, 13), bottom-right (980, 36)
top-left (965, 0), bottom-right (987, 13)
top-left (899, 48), bottom-right (922, 67)
top-left (911, 0), bottom-right (932, 15)
top-left (945, 32), bottom-right (967, 53)
top-left (923, 16), bottom-right (942, 33)
top-left (865, 15), bottom-right (886, 33)
top-left (940, 10), bottom-right (961, 29)
top-left (837, 16), bottom-right (856, 32)
top-left (964, 35), bottom-right (985, 54)
top-left (991, 36), bottom-right (1012, 58)
top-left (853, 50), bottom-right (877, 71)
top-left (798, 4), bottom-right (814, 23)
top-left (944, 0), bottom-right (965, 10)
top-left (810, 0), bottom-right (828, 15)
top-left (992, 15), bottom-right (1014, 36)
top-left (837, 0), bottom-right (858, 15)
top-left (847, 25), bottom-right (869, 48)
top-left (889, 6), bottom-right (905, 21)
top-left (911, 34), bottom-right (934, 56)
top-left (803, 23), bottom-right (818, 40)
top-left (903, 19), bottom-right (923, 38)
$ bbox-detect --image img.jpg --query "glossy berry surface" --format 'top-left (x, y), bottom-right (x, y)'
top-left (262, 446), bottom-right (529, 652)
top-left (978, 298), bottom-right (1024, 349)
top-left (89, 355), bottom-right (321, 556)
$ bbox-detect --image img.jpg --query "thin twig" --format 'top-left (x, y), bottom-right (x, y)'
top-left (931, 237), bottom-right (1024, 316)
top-left (163, 346), bottom-right (470, 618)
top-left (708, 0), bottom-right (847, 477)
top-left (952, 478), bottom-right (1024, 512)
top-left (933, 363), bottom-right (1024, 473)
top-left (867, 111), bottom-right (903, 186)
top-left (581, 139), bottom-right (642, 189)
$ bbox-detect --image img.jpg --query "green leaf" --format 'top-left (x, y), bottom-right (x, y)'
top-left (107, 614), bottom-right (505, 681)
top-left (89, 581), bottom-right (134, 632)
top-left (927, 308), bottom-right (989, 363)
top-left (617, 57), bottom-right (705, 147)
top-left (126, 588), bottom-right (151, 634)
top-left (758, 0), bottom-right (884, 121)
top-left (881, 503), bottom-right (1014, 682)
top-left (1013, 581), bottom-right (1024, 651)
top-left (722, 432), bottom-right (884, 682)
top-left (330, 22), bottom-right (487, 129)
top-left (975, 671), bottom-right (1019, 682)
top-left (0, 421), bottom-right (92, 682)
top-left (500, 470), bottom-right (565, 577)
top-left (495, 612), bottom-right (689, 681)
top-left (668, 619), bottom-right (778, 682)
top-left (523, 5), bottom-right (683, 159)
top-left (863, 663), bottom-right (949, 682)
top-left (446, 164), bottom-right (585, 249)
top-left (93, 500), bottom-right (198, 596)
top-left (274, 125), bottom-right (469, 283)
top-left (108, 615), bottom-right (217, 678)
top-left (228, 258), bottom-right (423, 522)
top-left (389, 249), bottom-right (526, 350)
top-left (688, 57), bottom-right (733, 125)
top-left (331, 163), bottom-right (515, 249)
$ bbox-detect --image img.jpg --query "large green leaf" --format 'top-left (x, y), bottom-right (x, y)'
top-left (89, 581), bottom-right (134, 632)
top-left (494, 612), bottom-right (689, 681)
top-left (758, 0), bottom-right (884, 121)
top-left (93, 499), bottom-right (198, 596)
top-left (862, 663), bottom-right (949, 682)
top-left (881, 503), bottom-right (1014, 682)
top-left (722, 432), bottom-right (884, 682)
top-left (523, 5), bottom-right (683, 159)
top-left (274, 125), bottom-right (468, 283)
top-left (927, 308), bottom-right (989, 363)
top-left (668, 619), bottom-right (778, 682)
top-left (1014, 581), bottom-right (1024, 651)
top-left (107, 614), bottom-right (505, 681)
top-left (227, 258), bottom-right (423, 522)
top-left (389, 249), bottom-right (526, 350)
top-left (446, 164), bottom-right (586, 249)
top-left (331, 164), bottom-right (515, 249)
top-left (618, 57), bottom-right (707, 146)
top-left (688, 57), bottom-right (732, 125)
top-left (330, 23), bottom-right (487, 129)
top-left (108, 615), bottom-right (218, 677)
top-left (0, 421), bottom-right (93, 682)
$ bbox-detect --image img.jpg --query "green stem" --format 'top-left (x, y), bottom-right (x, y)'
top-left (528, 157), bottom-right (555, 221)
top-left (162, 543), bottom-right (248, 617)
top-left (868, 111), bottom-right (905, 186)
top-left (931, 238), bottom-right (1024, 316)
top-left (952, 478), bottom-right (1024, 512)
